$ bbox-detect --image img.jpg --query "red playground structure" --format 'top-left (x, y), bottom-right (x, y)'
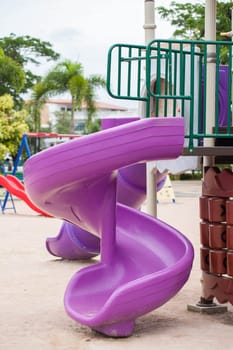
top-left (0, 132), bottom-right (80, 215)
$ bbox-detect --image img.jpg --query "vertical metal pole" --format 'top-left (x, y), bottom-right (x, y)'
top-left (203, 0), bottom-right (216, 167)
top-left (144, 0), bottom-right (157, 217)
top-left (143, 0), bottom-right (156, 44)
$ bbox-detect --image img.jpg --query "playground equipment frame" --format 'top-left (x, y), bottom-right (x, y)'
top-left (107, 39), bottom-right (233, 154)
top-left (1, 132), bottom-right (80, 214)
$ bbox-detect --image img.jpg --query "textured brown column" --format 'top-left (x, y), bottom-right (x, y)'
top-left (209, 250), bottom-right (226, 275)
top-left (226, 225), bottom-right (233, 249)
top-left (208, 197), bottom-right (226, 223)
top-left (200, 221), bottom-right (209, 246)
top-left (200, 196), bottom-right (209, 220)
top-left (200, 247), bottom-right (210, 272)
top-left (226, 200), bottom-right (233, 225)
top-left (209, 224), bottom-right (226, 249)
top-left (227, 252), bottom-right (233, 276)
top-left (197, 167), bottom-right (233, 308)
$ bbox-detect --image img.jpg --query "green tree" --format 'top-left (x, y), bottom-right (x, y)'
top-left (0, 94), bottom-right (29, 161)
top-left (157, 1), bottom-right (233, 40)
top-left (54, 110), bottom-right (72, 134)
top-left (27, 80), bottom-right (50, 132)
top-left (32, 60), bottom-right (105, 133)
top-left (0, 33), bottom-right (60, 98)
top-left (0, 48), bottom-right (25, 100)
top-left (85, 118), bottom-right (101, 134)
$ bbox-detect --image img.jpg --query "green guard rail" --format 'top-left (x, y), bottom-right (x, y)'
top-left (107, 39), bottom-right (233, 152)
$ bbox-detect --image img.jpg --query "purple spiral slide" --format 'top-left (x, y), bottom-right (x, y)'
top-left (24, 117), bottom-right (194, 337)
top-left (45, 117), bottom-right (166, 260)
top-left (44, 161), bottom-right (166, 260)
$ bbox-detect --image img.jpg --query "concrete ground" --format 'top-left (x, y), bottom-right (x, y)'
top-left (1, 180), bottom-right (233, 350)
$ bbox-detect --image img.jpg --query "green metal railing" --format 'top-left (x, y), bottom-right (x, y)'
top-left (107, 39), bottom-right (233, 151)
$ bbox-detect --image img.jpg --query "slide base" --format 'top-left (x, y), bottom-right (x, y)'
top-left (94, 319), bottom-right (135, 337)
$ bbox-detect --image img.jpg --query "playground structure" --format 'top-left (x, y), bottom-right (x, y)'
top-left (0, 132), bottom-right (80, 215)
top-left (2, 34), bottom-right (233, 336)
top-left (106, 38), bottom-right (233, 311)
top-left (20, 36), bottom-right (233, 336)
top-left (0, 174), bottom-right (52, 217)
top-left (24, 117), bottom-right (194, 337)
top-left (199, 167), bottom-right (233, 304)
top-left (107, 39), bottom-right (233, 151)
top-left (2, 0), bottom-right (232, 340)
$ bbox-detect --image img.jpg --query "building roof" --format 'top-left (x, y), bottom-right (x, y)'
top-left (45, 99), bottom-right (128, 111)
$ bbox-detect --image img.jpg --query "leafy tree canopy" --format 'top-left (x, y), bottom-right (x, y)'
top-left (0, 48), bottom-right (25, 100)
top-left (0, 33), bottom-right (60, 96)
top-left (0, 94), bottom-right (29, 161)
top-left (54, 110), bottom-right (72, 134)
top-left (157, 1), bottom-right (233, 40)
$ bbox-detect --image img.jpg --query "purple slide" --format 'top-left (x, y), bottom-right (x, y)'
top-left (24, 117), bottom-right (194, 337)
top-left (45, 117), bottom-right (166, 260)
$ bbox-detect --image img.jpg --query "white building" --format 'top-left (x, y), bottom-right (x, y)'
top-left (40, 99), bottom-right (137, 133)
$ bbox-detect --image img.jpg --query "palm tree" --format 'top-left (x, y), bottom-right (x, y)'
top-left (30, 80), bottom-right (50, 132)
top-left (31, 60), bottom-right (105, 133)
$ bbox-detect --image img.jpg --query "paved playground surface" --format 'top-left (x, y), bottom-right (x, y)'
top-left (1, 180), bottom-right (233, 350)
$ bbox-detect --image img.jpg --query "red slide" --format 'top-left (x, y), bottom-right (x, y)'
top-left (0, 175), bottom-right (52, 217)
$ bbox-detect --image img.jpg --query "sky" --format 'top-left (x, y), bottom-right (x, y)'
top-left (1, 0), bottom-right (199, 105)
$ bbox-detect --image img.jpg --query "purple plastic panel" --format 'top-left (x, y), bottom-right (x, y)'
top-left (202, 65), bottom-right (229, 127)
top-left (218, 66), bottom-right (229, 126)
top-left (101, 116), bottom-right (139, 129)
top-left (46, 221), bottom-right (100, 260)
top-left (24, 117), bottom-right (194, 337)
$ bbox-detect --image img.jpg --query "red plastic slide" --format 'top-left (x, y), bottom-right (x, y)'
top-left (0, 175), bottom-right (52, 217)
